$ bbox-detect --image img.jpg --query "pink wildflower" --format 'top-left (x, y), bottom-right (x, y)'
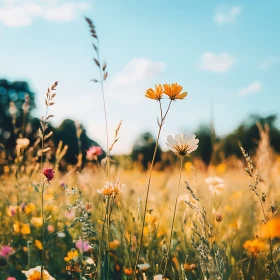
top-left (75, 238), bottom-right (92, 253)
top-left (0, 245), bottom-right (14, 258)
top-left (86, 146), bottom-right (102, 160)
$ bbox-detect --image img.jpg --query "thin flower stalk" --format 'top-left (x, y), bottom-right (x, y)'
top-left (134, 99), bottom-right (172, 275)
top-left (163, 156), bottom-right (184, 277)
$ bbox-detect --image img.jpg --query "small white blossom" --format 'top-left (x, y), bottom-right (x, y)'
top-left (166, 134), bottom-right (199, 156)
top-left (205, 176), bottom-right (225, 195)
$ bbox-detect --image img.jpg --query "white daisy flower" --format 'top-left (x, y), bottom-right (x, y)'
top-left (166, 134), bottom-right (199, 157)
top-left (22, 266), bottom-right (55, 280)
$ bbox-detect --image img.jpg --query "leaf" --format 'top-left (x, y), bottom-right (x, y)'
top-left (44, 131), bottom-right (53, 140)
top-left (102, 61), bottom-right (107, 71)
top-left (46, 115), bottom-right (54, 120)
top-left (92, 43), bottom-right (98, 52)
top-left (38, 128), bottom-right (43, 139)
top-left (32, 184), bottom-right (40, 192)
top-left (42, 147), bottom-right (51, 153)
top-left (45, 215), bottom-right (52, 221)
top-left (90, 79), bottom-right (99, 83)
top-left (93, 58), bottom-right (100, 67)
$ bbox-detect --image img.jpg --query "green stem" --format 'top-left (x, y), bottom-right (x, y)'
top-left (134, 100), bottom-right (172, 277)
top-left (41, 181), bottom-right (45, 279)
top-left (106, 195), bottom-right (111, 280)
top-left (163, 156), bottom-right (183, 277)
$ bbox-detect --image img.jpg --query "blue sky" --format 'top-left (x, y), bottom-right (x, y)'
top-left (0, 0), bottom-right (279, 154)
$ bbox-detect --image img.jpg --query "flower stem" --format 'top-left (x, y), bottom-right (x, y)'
top-left (163, 156), bottom-right (183, 277)
top-left (106, 196), bottom-right (111, 280)
top-left (134, 100), bottom-right (172, 276)
top-left (41, 181), bottom-right (45, 279)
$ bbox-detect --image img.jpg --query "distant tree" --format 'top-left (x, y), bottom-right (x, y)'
top-left (54, 119), bottom-right (103, 166)
top-left (0, 79), bottom-right (35, 154)
top-left (194, 124), bottom-right (213, 166)
top-left (218, 114), bottom-right (280, 159)
top-left (131, 132), bottom-right (162, 170)
top-left (0, 79), bottom-right (103, 168)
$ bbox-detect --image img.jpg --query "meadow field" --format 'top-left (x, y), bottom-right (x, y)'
top-left (1, 124), bottom-right (280, 280)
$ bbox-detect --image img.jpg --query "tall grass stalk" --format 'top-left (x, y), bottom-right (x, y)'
top-left (85, 17), bottom-right (112, 278)
top-left (40, 82), bottom-right (57, 279)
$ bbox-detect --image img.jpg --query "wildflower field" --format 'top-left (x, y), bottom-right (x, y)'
top-left (1, 5), bottom-right (280, 280)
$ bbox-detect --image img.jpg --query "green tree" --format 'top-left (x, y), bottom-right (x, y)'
top-left (131, 132), bottom-right (162, 170)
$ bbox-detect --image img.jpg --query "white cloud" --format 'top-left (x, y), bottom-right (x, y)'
top-left (258, 57), bottom-right (280, 71)
top-left (0, 0), bottom-right (88, 27)
top-left (113, 58), bottom-right (166, 86)
top-left (214, 6), bottom-right (241, 25)
top-left (106, 58), bottom-right (166, 103)
top-left (238, 81), bottom-right (262, 96)
top-left (199, 52), bottom-right (234, 73)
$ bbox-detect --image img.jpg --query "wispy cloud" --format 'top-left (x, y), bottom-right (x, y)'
top-left (113, 58), bottom-right (166, 86)
top-left (238, 81), bottom-right (262, 96)
top-left (199, 52), bottom-right (234, 73)
top-left (258, 57), bottom-right (280, 71)
top-left (0, 0), bottom-right (88, 27)
top-left (214, 6), bottom-right (241, 25)
top-left (105, 58), bottom-right (166, 103)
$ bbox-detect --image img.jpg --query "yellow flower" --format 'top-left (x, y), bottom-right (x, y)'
top-left (31, 217), bottom-right (43, 227)
top-left (145, 215), bottom-right (157, 225)
top-left (123, 268), bottom-right (133, 275)
top-left (35, 240), bottom-right (43, 250)
top-left (216, 163), bottom-right (227, 174)
top-left (109, 239), bottom-right (120, 250)
top-left (259, 217), bottom-right (280, 239)
top-left (163, 83), bottom-right (188, 100)
top-left (22, 266), bottom-right (55, 280)
top-left (24, 203), bottom-right (36, 214)
top-left (13, 222), bottom-right (30, 235)
top-left (243, 239), bottom-right (267, 256)
top-left (145, 84), bottom-right (164, 100)
top-left (184, 162), bottom-right (193, 172)
top-left (64, 249), bottom-right (79, 262)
